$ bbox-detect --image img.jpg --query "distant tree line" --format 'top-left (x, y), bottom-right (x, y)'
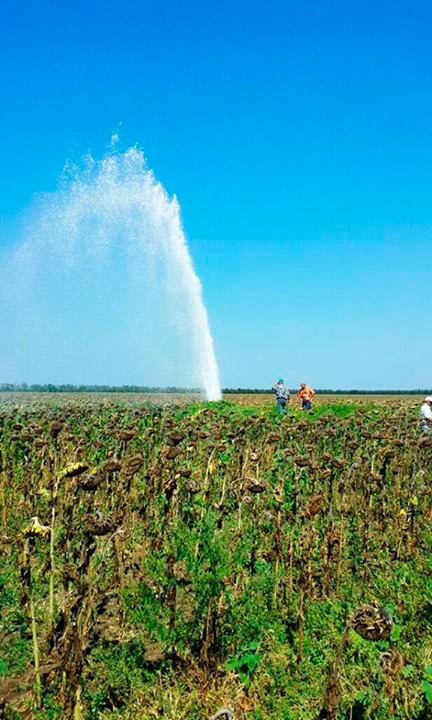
top-left (0, 383), bottom-right (430, 395)
top-left (0, 383), bottom-right (199, 394)
top-left (222, 388), bottom-right (432, 395)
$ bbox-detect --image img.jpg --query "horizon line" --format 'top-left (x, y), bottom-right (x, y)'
top-left (0, 383), bottom-right (430, 395)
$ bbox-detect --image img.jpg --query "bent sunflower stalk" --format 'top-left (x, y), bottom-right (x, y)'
top-left (49, 462), bottom-right (89, 625)
top-left (21, 524), bottom-right (50, 709)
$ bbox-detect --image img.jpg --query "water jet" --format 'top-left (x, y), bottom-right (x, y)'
top-left (0, 146), bottom-right (221, 400)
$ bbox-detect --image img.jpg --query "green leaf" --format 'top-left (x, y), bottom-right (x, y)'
top-left (226, 657), bottom-right (238, 672)
top-left (247, 641), bottom-right (260, 652)
top-left (421, 679), bottom-right (432, 704)
top-left (242, 652), bottom-right (260, 673)
top-left (390, 624), bottom-right (402, 642)
top-left (239, 670), bottom-right (250, 687)
top-left (401, 664), bottom-right (415, 679)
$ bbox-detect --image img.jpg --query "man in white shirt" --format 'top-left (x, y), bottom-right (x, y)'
top-left (420, 396), bottom-right (432, 433)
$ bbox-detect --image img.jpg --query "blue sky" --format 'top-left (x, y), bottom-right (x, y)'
top-left (0, 0), bottom-right (431, 389)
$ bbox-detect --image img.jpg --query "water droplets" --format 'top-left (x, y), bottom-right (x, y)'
top-left (0, 147), bottom-right (221, 399)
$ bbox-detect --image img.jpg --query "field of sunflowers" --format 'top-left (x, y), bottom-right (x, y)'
top-left (0, 393), bottom-right (431, 719)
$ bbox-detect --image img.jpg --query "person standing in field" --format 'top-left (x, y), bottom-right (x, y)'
top-left (298, 382), bottom-right (315, 411)
top-left (420, 396), bottom-right (432, 433)
top-left (272, 378), bottom-right (290, 414)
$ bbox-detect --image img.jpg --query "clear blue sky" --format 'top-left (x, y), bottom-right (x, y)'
top-left (0, 0), bottom-right (431, 389)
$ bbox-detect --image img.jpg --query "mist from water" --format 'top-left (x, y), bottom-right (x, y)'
top-left (0, 145), bottom-right (221, 400)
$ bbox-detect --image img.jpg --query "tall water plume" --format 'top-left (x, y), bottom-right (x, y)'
top-left (0, 146), bottom-right (221, 400)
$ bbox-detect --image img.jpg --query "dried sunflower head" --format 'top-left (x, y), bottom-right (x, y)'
top-left (118, 430), bottom-right (136, 442)
top-left (22, 516), bottom-right (51, 538)
top-left (244, 476), bottom-right (268, 494)
top-left (352, 602), bottom-right (393, 641)
top-left (58, 462), bottom-right (89, 480)
top-left (304, 494), bottom-right (324, 519)
top-left (78, 473), bottom-right (103, 491)
top-left (103, 459), bottom-right (123, 473)
top-left (162, 446), bottom-right (182, 460)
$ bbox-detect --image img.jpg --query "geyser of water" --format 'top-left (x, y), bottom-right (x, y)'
top-left (0, 147), bottom-right (221, 400)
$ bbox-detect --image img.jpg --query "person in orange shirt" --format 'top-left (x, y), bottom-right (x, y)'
top-left (298, 383), bottom-right (315, 411)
